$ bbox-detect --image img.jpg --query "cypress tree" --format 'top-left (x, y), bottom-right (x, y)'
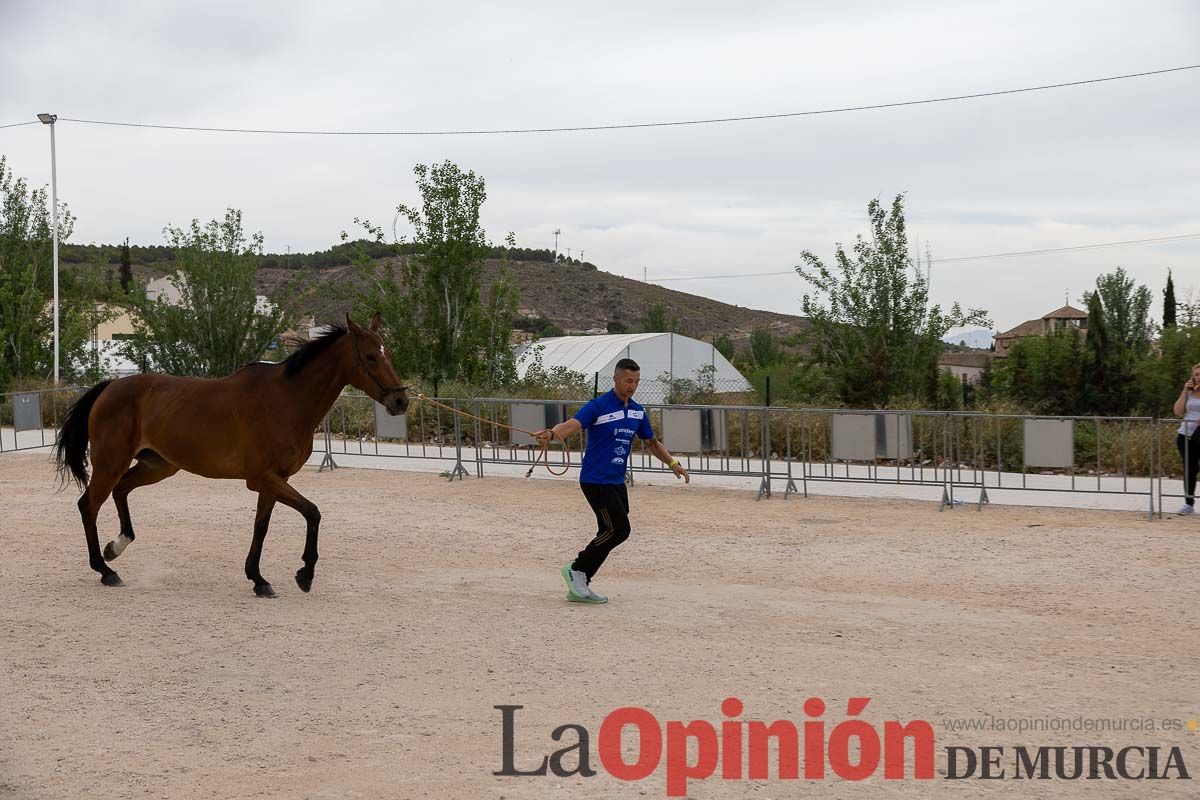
top-left (119, 237), bottom-right (133, 294)
top-left (1163, 268), bottom-right (1177, 329)
top-left (1083, 291), bottom-right (1111, 413)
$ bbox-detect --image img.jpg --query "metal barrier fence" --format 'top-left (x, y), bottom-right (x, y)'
top-left (1158, 416), bottom-right (1199, 515)
top-left (3, 385), bottom-right (1194, 518)
top-left (0, 386), bottom-right (85, 453)
top-left (320, 393), bottom-right (1178, 518)
top-left (771, 409), bottom-right (1161, 518)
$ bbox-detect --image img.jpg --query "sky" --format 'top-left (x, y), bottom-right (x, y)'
top-left (2, 0), bottom-right (1198, 334)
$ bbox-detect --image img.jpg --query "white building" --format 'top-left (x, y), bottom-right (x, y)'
top-left (514, 333), bottom-right (751, 395)
top-left (81, 340), bottom-right (142, 378)
top-left (937, 352), bottom-right (993, 384)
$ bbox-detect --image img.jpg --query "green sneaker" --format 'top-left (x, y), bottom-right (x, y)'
top-left (561, 563), bottom-right (589, 600)
top-left (566, 591), bottom-right (608, 604)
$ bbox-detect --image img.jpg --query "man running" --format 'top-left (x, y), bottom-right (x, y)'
top-left (535, 358), bottom-right (689, 604)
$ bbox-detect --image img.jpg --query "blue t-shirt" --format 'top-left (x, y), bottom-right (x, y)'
top-left (573, 390), bottom-right (655, 484)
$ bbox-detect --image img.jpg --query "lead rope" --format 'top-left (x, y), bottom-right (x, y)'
top-left (413, 394), bottom-right (572, 477)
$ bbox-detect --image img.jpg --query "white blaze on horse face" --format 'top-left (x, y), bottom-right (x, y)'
top-left (109, 532), bottom-right (133, 557)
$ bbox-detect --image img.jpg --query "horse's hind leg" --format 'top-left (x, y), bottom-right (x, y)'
top-left (105, 450), bottom-right (180, 561)
top-left (79, 460), bottom-right (132, 587)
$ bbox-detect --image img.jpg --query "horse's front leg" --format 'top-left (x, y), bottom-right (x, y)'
top-left (249, 474), bottom-right (321, 593)
top-left (245, 492), bottom-right (278, 597)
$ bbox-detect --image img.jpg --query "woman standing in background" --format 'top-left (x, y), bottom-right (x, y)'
top-left (1173, 363), bottom-right (1200, 515)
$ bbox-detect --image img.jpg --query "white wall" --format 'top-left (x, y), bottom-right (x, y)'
top-left (942, 365), bottom-right (983, 384)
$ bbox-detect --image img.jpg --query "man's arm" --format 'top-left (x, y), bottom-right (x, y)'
top-left (535, 418), bottom-right (582, 442)
top-left (647, 437), bottom-right (690, 483)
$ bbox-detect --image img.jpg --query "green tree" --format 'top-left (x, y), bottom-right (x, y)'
top-left (1082, 290), bottom-right (1114, 413)
top-left (712, 333), bottom-right (735, 362)
top-left (351, 161), bottom-right (520, 386)
top-left (1163, 269), bottom-right (1177, 329)
top-left (0, 156), bottom-right (101, 389)
top-left (796, 194), bottom-right (990, 407)
top-left (1180, 290), bottom-right (1200, 328)
top-left (975, 357), bottom-right (997, 406)
top-left (120, 209), bottom-right (293, 377)
top-left (638, 302), bottom-right (683, 334)
top-left (748, 361), bottom-right (833, 405)
top-left (749, 326), bottom-right (782, 367)
top-left (478, 268), bottom-right (520, 386)
top-left (1137, 323), bottom-right (1200, 415)
top-left (1090, 267), bottom-right (1152, 355)
top-left (993, 328), bottom-right (1085, 415)
top-left (344, 219), bottom-right (420, 377)
top-left (119, 237), bottom-right (133, 294)
top-left (931, 369), bottom-right (964, 411)
top-left (1080, 267), bottom-right (1153, 414)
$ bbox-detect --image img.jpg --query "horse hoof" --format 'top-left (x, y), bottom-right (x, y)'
top-left (100, 572), bottom-right (124, 587)
top-left (254, 583), bottom-right (277, 598)
top-left (295, 571), bottom-right (312, 593)
top-left (102, 542), bottom-right (119, 562)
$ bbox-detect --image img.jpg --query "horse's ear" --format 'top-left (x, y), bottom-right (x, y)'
top-left (345, 313), bottom-right (361, 333)
top-left (370, 312), bottom-right (382, 332)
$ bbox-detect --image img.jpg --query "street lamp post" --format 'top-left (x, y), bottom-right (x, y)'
top-left (37, 113), bottom-right (59, 384)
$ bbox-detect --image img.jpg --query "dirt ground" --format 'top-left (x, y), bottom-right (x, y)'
top-left (1, 451), bottom-right (1197, 799)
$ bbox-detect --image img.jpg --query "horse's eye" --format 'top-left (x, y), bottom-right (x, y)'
top-left (366, 354), bottom-right (377, 362)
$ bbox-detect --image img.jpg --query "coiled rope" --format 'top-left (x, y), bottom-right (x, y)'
top-left (413, 394), bottom-right (572, 477)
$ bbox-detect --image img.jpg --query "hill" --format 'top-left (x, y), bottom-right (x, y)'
top-left (67, 243), bottom-right (810, 349)
top-left (942, 328), bottom-right (994, 349)
top-left (259, 258), bottom-right (809, 347)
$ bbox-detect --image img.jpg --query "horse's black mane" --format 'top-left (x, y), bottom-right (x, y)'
top-left (281, 324), bottom-right (348, 376)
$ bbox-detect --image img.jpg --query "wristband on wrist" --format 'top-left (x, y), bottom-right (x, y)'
top-left (669, 459), bottom-right (680, 468)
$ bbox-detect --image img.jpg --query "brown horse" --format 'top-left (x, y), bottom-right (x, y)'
top-left (53, 313), bottom-right (408, 596)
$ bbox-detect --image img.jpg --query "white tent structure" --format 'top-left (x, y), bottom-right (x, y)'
top-left (514, 333), bottom-right (750, 396)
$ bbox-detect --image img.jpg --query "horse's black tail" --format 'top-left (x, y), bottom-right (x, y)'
top-left (54, 380), bottom-right (114, 490)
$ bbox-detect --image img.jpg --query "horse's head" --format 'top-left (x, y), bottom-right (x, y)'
top-left (345, 312), bottom-right (409, 415)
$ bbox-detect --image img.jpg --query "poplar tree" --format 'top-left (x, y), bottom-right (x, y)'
top-left (796, 194), bottom-right (990, 407)
top-left (121, 209), bottom-right (293, 377)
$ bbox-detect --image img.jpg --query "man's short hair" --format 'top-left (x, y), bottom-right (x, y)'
top-left (614, 358), bottom-right (640, 373)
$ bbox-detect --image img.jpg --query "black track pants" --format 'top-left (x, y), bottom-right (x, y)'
top-left (1178, 430), bottom-right (1200, 506)
top-left (572, 482), bottom-right (631, 581)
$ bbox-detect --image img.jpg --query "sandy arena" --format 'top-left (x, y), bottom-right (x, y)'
top-left (1, 451), bottom-right (1197, 798)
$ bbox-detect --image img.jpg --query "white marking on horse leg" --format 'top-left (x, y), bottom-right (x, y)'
top-left (109, 532), bottom-right (133, 557)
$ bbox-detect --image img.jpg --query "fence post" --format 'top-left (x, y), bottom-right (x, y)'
top-left (757, 407), bottom-right (772, 501)
top-left (473, 400), bottom-right (485, 478)
top-left (939, 414), bottom-right (954, 511)
top-left (1151, 417), bottom-right (1158, 520)
top-left (783, 411), bottom-right (798, 498)
top-left (447, 401), bottom-right (470, 481)
top-left (318, 413), bottom-right (338, 472)
top-left (593, 371), bottom-right (599, 399)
